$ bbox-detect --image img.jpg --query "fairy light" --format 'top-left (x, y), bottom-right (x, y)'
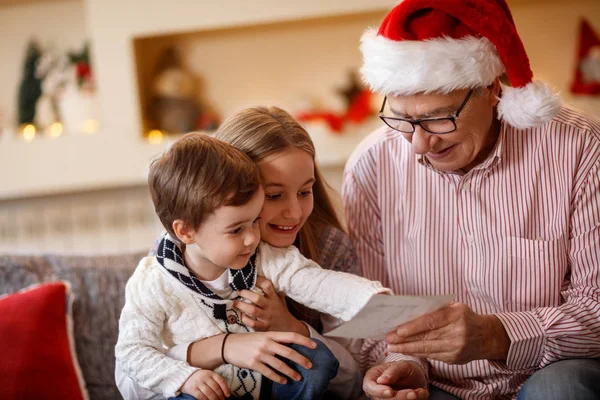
top-left (22, 124), bottom-right (36, 142)
top-left (49, 122), bottom-right (63, 138)
top-left (147, 129), bottom-right (164, 144)
top-left (81, 119), bottom-right (99, 134)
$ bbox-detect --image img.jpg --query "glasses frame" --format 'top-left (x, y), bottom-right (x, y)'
top-left (379, 89), bottom-right (474, 135)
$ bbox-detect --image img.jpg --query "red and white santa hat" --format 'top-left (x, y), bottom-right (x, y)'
top-left (360, 0), bottom-right (562, 129)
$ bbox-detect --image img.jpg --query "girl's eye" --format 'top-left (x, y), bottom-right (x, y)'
top-left (265, 194), bottom-right (281, 200)
top-left (299, 190), bottom-right (313, 197)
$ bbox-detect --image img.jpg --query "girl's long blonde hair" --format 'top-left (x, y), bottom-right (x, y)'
top-left (214, 106), bottom-right (343, 263)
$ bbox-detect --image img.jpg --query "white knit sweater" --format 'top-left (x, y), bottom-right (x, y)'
top-left (115, 241), bottom-right (391, 398)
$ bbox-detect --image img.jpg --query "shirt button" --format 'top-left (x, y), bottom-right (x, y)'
top-left (467, 235), bottom-right (475, 244)
top-left (462, 180), bottom-right (471, 191)
top-left (227, 315), bottom-right (237, 324)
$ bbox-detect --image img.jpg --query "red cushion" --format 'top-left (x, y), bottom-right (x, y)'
top-left (0, 282), bottom-right (87, 399)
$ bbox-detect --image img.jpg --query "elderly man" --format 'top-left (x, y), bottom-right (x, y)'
top-left (343, 0), bottom-right (600, 399)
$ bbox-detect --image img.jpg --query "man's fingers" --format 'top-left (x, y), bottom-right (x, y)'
top-left (387, 324), bottom-right (450, 344)
top-left (414, 388), bottom-right (430, 399)
top-left (362, 379), bottom-right (395, 399)
top-left (375, 362), bottom-right (416, 384)
top-left (364, 364), bottom-right (409, 398)
top-left (395, 307), bottom-right (454, 338)
top-left (388, 340), bottom-right (449, 359)
top-left (396, 388), bottom-right (428, 400)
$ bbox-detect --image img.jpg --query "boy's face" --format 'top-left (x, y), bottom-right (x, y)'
top-left (184, 187), bottom-right (264, 280)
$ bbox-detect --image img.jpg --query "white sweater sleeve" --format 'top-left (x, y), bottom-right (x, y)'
top-left (115, 259), bottom-right (198, 398)
top-left (258, 243), bottom-right (392, 321)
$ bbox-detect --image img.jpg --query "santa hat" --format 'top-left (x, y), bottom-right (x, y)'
top-left (360, 0), bottom-right (562, 129)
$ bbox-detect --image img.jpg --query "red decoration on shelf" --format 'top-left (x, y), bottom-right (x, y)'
top-left (297, 111), bottom-right (345, 133)
top-left (571, 19), bottom-right (600, 95)
top-left (296, 71), bottom-right (375, 134)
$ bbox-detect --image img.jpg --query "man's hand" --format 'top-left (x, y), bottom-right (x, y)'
top-left (222, 331), bottom-right (316, 385)
top-left (181, 370), bottom-right (230, 400)
top-left (234, 277), bottom-right (309, 336)
top-left (386, 303), bottom-right (510, 364)
top-left (363, 361), bottom-right (429, 400)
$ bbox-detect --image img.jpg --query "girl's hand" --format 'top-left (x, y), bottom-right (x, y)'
top-left (223, 331), bottom-right (316, 384)
top-left (181, 370), bottom-right (230, 400)
top-left (234, 276), bottom-right (308, 335)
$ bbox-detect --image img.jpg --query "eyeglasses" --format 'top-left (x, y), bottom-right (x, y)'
top-left (379, 89), bottom-right (474, 135)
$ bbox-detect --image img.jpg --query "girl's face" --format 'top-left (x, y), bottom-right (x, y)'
top-left (257, 147), bottom-right (315, 248)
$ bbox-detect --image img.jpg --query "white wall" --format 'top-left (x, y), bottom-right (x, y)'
top-left (0, 0), bottom-right (599, 200)
top-left (513, 0), bottom-right (600, 115)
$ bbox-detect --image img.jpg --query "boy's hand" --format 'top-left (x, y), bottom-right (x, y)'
top-left (181, 370), bottom-right (230, 400)
top-left (223, 331), bottom-right (317, 385)
top-left (235, 277), bottom-right (308, 336)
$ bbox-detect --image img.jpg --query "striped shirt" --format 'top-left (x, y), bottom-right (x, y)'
top-left (343, 107), bottom-right (600, 399)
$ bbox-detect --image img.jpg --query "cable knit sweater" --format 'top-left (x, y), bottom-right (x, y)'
top-left (115, 239), bottom-right (391, 399)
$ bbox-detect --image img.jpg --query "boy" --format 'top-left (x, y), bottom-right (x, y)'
top-left (115, 133), bottom-right (390, 400)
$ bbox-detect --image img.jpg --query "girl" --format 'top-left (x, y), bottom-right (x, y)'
top-left (213, 107), bottom-right (364, 399)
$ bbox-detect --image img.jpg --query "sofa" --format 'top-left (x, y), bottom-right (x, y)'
top-left (0, 251), bottom-right (146, 400)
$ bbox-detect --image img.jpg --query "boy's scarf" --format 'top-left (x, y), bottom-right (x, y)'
top-left (156, 234), bottom-right (257, 320)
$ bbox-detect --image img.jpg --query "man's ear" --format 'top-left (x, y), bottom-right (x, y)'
top-left (172, 220), bottom-right (195, 244)
top-left (488, 78), bottom-right (502, 107)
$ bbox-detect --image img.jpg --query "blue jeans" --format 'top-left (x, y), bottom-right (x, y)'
top-left (260, 338), bottom-right (339, 400)
top-left (517, 359), bottom-right (600, 400)
top-left (169, 339), bottom-right (339, 400)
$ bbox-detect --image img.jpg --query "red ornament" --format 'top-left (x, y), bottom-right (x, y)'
top-left (571, 19), bottom-right (600, 95)
top-left (297, 112), bottom-right (345, 133)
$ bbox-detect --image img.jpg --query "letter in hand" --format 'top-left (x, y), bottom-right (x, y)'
top-left (181, 370), bottom-right (230, 400)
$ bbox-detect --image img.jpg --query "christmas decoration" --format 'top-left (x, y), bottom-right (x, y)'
top-left (34, 47), bottom-right (67, 132)
top-left (58, 43), bottom-right (99, 135)
top-left (571, 19), bottom-right (600, 95)
top-left (18, 41), bottom-right (43, 126)
top-left (148, 47), bottom-right (219, 138)
top-left (15, 40), bottom-right (98, 139)
top-left (296, 70), bottom-right (375, 133)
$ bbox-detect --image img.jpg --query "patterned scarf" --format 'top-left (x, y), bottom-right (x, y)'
top-left (156, 234), bottom-right (257, 321)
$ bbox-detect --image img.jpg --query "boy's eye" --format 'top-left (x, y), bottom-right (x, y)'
top-left (265, 193), bottom-right (281, 200)
top-left (229, 227), bottom-right (241, 235)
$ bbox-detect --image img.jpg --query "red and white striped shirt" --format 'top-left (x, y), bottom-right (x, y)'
top-left (343, 107), bottom-right (600, 399)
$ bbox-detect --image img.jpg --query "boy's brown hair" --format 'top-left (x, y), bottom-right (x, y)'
top-left (148, 132), bottom-right (260, 239)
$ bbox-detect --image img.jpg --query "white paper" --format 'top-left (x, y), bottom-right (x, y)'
top-left (324, 294), bottom-right (455, 339)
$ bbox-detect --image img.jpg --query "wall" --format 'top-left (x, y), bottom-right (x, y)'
top-left (513, 0), bottom-right (600, 115)
top-left (0, 0), bottom-right (599, 200)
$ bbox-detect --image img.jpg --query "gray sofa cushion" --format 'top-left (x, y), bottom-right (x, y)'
top-left (0, 252), bottom-right (145, 400)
